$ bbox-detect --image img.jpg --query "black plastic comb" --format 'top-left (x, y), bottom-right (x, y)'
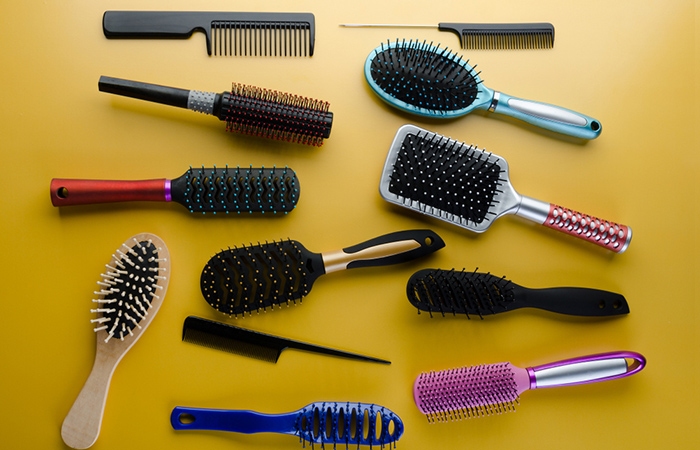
top-left (51, 166), bottom-right (299, 214)
top-left (407, 268), bottom-right (630, 318)
top-left (103, 11), bottom-right (315, 56)
top-left (99, 76), bottom-right (333, 146)
top-left (201, 229), bottom-right (444, 316)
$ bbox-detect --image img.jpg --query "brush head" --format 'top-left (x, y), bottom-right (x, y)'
top-left (413, 362), bottom-right (531, 421)
top-left (218, 83), bottom-right (333, 146)
top-left (200, 239), bottom-right (323, 316)
top-left (295, 402), bottom-right (404, 447)
top-left (170, 165), bottom-right (299, 214)
top-left (365, 39), bottom-right (490, 118)
top-left (407, 268), bottom-right (515, 318)
top-left (91, 233), bottom-right (170, 344)
top-left (380, 124), bottom-right (517, 232)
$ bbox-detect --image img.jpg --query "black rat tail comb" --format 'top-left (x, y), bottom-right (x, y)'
top-left (99, 76), bottom-right (333, 146)
top-left (407, 268), bottom-right (630, 318)
top-left (51, 166), bottom-right (299, 214)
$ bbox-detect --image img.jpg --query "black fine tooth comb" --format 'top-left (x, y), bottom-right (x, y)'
top-left (407, 268), bottom-right (630, 318)
top-left (103, 11), bottom-right (316, 56)
top-left (340, 22), bottom-right (554, 49)
top-left (182, 316), bottom-right (390, 364)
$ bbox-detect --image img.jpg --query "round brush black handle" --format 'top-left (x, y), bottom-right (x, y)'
top-left (517, 286), bottom-right (629, 316)
top-left (99, 76), bottom-right (190, 109)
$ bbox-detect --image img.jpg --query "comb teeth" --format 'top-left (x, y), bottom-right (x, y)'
top-left (182, 326), bottom-right (280, 363)
top-left (211, 21), bottom-right (313, 56)
top-left (414, 362), bottom-right (521, 422)
top-left (388, 131), bottom-right (504, 224)
top-left (222, 83), bottom-right (332, 146)
top-left (461, 29), bottom-right (554, 50)
top-left (200, 239), bottom-right (311, 317)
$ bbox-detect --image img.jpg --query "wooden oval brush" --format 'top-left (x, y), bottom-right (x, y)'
top-left (379, 124), bottom-right (632, 252)
top-left (407, 268), bottom-right (630, 318)
top-left (51, 165), bottom-right (299, 214)
top-left (365, 39), bottom-right (600, 140)
top-left (61, 233), bottom-right (170, 449)
top-left (200, 229), bottom-right (444, 316)
top-left (99, 76), bottom-right (333, 146)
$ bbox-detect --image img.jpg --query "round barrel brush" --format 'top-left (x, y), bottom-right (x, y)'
top-left (99, 76), bottom-right (333, 146)
top-left (51, 165), bottom-right (299, 214)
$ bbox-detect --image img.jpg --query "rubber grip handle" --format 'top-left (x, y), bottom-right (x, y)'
top-left (517, 287), bottom-right (629, 316)
top-left (50, 178), bottom-right (167, 206)
top-left (493, 91), bottom-right (601, 140)
top-left (543, 204), bottom-right (632, 253)
top-left (170, 406), bottom-right (296, 434)
top-left (99, 76), bottom-right (191, 109)
top-left (530, 351), bottom-right (646, 389)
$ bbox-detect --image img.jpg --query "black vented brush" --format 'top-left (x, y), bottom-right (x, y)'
top-left (99, 76), bottom-right (333, 146)
top-left (51, 166), bottom-right (299, 214)
top-left (201, 229), bottom-right (444, 316)
top-left (104, 11), bottom-right (316, 56)
top-left (407, 268), bottom-right (630, 318)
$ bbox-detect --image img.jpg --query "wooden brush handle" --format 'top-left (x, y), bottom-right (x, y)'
top-left (50, 178), bottom-right (168, 206)
top-left (61, 351), bottom-right (119, 449)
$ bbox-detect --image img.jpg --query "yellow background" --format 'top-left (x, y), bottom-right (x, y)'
top-left (1, 0), bottom-right (698, 448)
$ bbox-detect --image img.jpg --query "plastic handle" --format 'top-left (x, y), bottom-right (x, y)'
top-left (542, 203), bottom-right (632, 253)
top-left (517, 287), bottom-right (629, 316)
top-left (103, 11), bottom-right (207, 38)
top-left (99, 76), bottom-right (191, 109)
top-left (322, 229), bottom-right (445, 273)
top-left (50, 178), bottom-right (167, 206)
top-left (492, 91), bottom-right (601, 140)
top-left (171, 406), bottom-right (297, 435)
top-left (529, 351), bottom-right (646, 389)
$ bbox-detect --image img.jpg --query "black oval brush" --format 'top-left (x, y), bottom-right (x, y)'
top-left (99, 76), bottom-right (333, 146)
top-left (51, 165), bottom-right (299, 214)
top-left (407, 268), bottom-right (629, 318)
top-left (201, 229), bottom-right (445, 316)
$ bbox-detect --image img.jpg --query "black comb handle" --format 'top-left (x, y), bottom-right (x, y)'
top-left (98, 76), bottom-right (200, 110)
top-left (513, 286), bottom-right (629, 316)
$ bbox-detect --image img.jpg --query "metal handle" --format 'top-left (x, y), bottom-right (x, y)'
top-left (530, 351), bottom-right (646, 389)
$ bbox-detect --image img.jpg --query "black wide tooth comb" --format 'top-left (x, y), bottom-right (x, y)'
top-left (200, 229), bottom-right (444, 317)
top-left (407, 268), bottom-right (630, 318)
top-left (50, 166), bottom-right (299, 214)
top-left (103, 11), bottom-right (316, 56)
top-left (99, 76), bottom-right (333, 146)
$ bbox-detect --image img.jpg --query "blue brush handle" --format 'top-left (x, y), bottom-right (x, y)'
top-left (486, 89), bottom-right (602, 140)
top-left (171, 406), bottom-right (298, 435)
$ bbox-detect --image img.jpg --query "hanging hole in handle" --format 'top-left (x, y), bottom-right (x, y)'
top-left (56, 187), bottom-right (69, 199)
top-left (598, 300), bottom-right (606, 309)
top-left (425, 236), bottom-right (433, 246)
top-left (613, 300), bottom-right (622, 309)
top-left (591, 121), bottom-right (601, 132)
top-left (178, 413), bottom-right (196, 425)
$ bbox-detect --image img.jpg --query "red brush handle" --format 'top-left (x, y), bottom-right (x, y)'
top-left (50, 178), bottom-right (168, 206)
top-left (543, 204), bottom-right (632, 253)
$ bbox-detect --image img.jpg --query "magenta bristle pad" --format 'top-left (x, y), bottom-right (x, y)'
top-left (413, 362), bottom-right (531, 422)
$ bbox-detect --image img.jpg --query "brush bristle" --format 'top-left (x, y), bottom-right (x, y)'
top-left (222, 83), bottom-right (332, 146)
top-left (91, 238), bottom-right (167, 343)
top-left (172, 165), bottom-right (299, 214)
top-left (414, 363), bottom-right (522, 421)
top-left (368, 39), bottom-right (480, 114)
top-left (407, 268), bottom-right (515, 318)
top-left (388, 131), bottom-right (504, 225)
top-left (200, 239), bottom-right (312, 316)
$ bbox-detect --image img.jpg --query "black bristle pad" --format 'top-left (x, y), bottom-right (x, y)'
top-left (388, 132), bottom-right (504, 224)
top-left (91, 240), bottom-right (162, 342)
top-left (407, 269), bottom-right (515, 318)
top-left (170, 166), bottom-right (299, 214)
top-left (369, 40), bottom-right (480, 112)
top-left (200, 240), bottom-right (318, 316)
top-left (211, 21), bottom-right (312, 57)
top-left (220, 84), bottom-right (332, 146)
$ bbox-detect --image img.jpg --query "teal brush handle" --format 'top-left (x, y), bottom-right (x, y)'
top-left (485, 87), bottom-right (602, 139)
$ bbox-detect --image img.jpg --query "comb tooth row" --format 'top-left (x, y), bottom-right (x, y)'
top-left (91, 239), bottom-right (163, 343)
top-left (224, 84), bottom-right (331, 146)
top-left (211, 21), bottom-right (311, 57)
top-left (200, 240), bottom-right (310, 316)
top-left (414, 363), bottom-right (520, 422)
top-left (181, 165), bottom-right (298, 213)
top-left (461, 31), bottom-right (554, 50)
top-left (182, 327), bottom-right (279, 363)
top-left (410, 269), bottom-right (514, 318)
top-left (388, 132), bottom-right (504, 225)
